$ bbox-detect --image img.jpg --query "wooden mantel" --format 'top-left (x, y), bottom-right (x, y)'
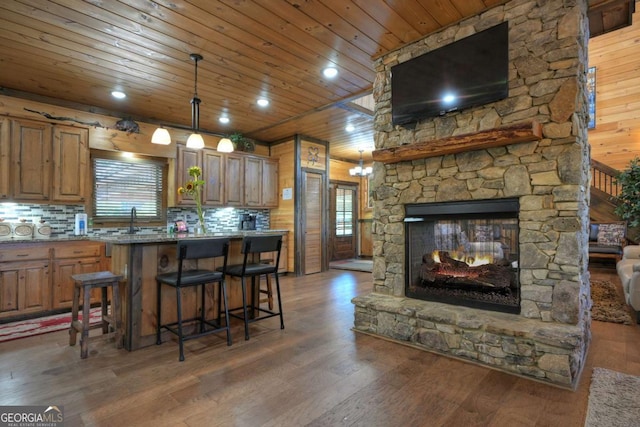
top-left (372, 121), bottom-right (543, 164)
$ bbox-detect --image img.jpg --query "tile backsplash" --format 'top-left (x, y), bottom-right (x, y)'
top-left (0, 203), bottom-right (270, 236)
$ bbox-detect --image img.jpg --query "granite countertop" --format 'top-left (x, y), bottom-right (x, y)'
top-left (95, 229), bottom-right (289, 245)
top-left (0, 230), bottom-right (289, 245)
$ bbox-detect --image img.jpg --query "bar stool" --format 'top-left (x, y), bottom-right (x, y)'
top-left (259, 258), bottom-right (274, 310)
top-left (222, 235), bottom-right (284, 341)
top-left (69, 271), bottom-right (123, 359)
top-left (156, 238), bottom-right (231, 361)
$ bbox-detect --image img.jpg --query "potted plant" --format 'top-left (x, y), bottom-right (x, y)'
top-left (614, 157), bottom-right (640, 240)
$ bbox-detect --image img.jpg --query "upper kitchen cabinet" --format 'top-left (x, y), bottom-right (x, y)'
top-left (52, 125), bottom-right (89, 203)
top-left (224, 153), bottom-right (244, 207)
top-left (176, 144), bottom-right (200, 206)
top-left (202, 149), bottom-right (225, 206)
top-left (175, 144), bottom-right (278, 208)
top-left (10, 119), bottom-right (52, 201)
top-left (2, 119), bottom-right (89, 204)
top-left (176, 145), bottom-right (225, 207)
top-left (262, 158), bottom-right (279, 208)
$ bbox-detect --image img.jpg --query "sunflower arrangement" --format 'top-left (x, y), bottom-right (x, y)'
top-left (177, 165), bottom-right (206, 234)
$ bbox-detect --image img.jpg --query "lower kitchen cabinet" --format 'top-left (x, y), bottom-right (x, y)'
top-left (0, 260), bottom-right (50, 320)
top-left (0, 241), bottom-right (105, 321)
top-left (52, 242), bottom-right (103, 310)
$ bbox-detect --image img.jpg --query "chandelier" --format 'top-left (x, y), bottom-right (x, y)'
top-left (349, 149), bottom-right (372, 177)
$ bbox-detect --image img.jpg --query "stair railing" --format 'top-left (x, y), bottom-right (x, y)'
top-left (591, 159), bottom-right (620, 199)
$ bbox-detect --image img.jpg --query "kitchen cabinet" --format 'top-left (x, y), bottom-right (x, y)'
top-left (224, 153), bottom-right (244, 207)
top-left (262, 158), bottom-right (279, 208)
top-left (11, 119), bottom-right (52, 201)
top-left (52, 242), bottom-right (103, 310)
top-left (244, 156), bottom-right (262, 206)
top-left (0, 118), bottom-right (9, 199)
top-left (0, 245), bottom-right (50, 320)
top-left (244, 157), bottom-right (279, 208)
top-left (175, 145), bottom-right (278, 208)
top-left (3, 119), bottom-right (89, 204)
top-left (176, 145), bottom-right (200, 206)
top-left (202, 149), bottom-right (224, 206)
top-left (52, 125), bottom-right (89, 203)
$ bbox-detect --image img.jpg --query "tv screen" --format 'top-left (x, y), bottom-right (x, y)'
top-left (391, 22), bottom-right (509, 127)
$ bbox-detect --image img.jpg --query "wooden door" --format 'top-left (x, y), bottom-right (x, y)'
top-left (11, 119), bottom-right (52, 201)
top-left (0, 261), bottom-right (50, 320)
top-left (329, 183), bottom-right (357, 260)
top-left (202, 149), bottom-right (224, 206)
top-left (302, 171), bottom-right (323, 274)
top-left (52, 125), bottom-right (89, 202)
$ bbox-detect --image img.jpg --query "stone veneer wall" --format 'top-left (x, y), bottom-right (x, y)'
top-left (352, 0), bottom-right (592, 388)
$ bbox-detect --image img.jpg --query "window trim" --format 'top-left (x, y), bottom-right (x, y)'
top-left (90, 150), bottom-right (168, 227)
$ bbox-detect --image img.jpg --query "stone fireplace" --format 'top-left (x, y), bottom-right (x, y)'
top-left (405, 198), bottom-right (520, 314)
top-left (352, 0), bottom-right (592, 389)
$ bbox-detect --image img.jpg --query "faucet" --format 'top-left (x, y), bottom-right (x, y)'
top-left (128, 207), bottom-right (137, 234)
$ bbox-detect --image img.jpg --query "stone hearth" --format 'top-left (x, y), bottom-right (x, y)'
top-left (352, 0), bottom-right (592, 388)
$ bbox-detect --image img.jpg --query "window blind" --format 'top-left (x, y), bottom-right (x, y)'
top-left (93, 156), bottom-right (164, 220)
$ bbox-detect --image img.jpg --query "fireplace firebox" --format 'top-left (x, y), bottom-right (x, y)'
top-left (405, 199), bottom-right (520, 314)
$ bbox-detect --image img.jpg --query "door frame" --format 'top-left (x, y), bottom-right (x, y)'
top-left (329, 180), bottom-right (359, 261)
top-left (293, 135), bottom-right (330, 276)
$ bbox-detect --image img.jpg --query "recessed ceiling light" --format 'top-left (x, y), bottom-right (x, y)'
top-left (111, 90), bottom-right (126, 99)
top-left (323, 67), bottom-right (338, 78)
top-left (219, 116), bottom-right (230, 124)
top-left (257, 98), bottom-right (269, 107)
top-left (345, 124), bottom-right (355, 132)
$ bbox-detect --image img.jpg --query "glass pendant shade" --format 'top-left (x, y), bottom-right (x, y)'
top-left (186, 132), bottom-right (205, 149)
top-left (151, 127), bottom-right (171, 145)
top-left (217, 137), bottom-right (234, 153)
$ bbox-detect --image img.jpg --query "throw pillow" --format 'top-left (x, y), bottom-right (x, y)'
top-left (596, 223), bottom-right (625, 246)
top-left (474, 225), bottom-right (494, 242)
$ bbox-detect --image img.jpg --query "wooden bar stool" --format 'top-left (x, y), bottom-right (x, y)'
top-left (69, 271), bottom-right (123, 359)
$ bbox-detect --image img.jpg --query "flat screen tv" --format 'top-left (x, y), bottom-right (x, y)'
top-left (391, 21), bottom-right (509, 127)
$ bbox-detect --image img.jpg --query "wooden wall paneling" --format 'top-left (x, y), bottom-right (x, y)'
top-left (0, 118), bottom-right (9, 199)
top-left (588, 8), bottom-right (640, 171)
top-left (270, 140), bottom-right (296, 272)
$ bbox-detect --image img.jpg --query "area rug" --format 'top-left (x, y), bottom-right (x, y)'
top-left (0, 308), bottom-right (102, 343)
top-left (591, 280), bottom-right (633, 325)
top-left (330, 258), bottom-right (373, 273)
top-left (584, 367), bottom-right (640, 427)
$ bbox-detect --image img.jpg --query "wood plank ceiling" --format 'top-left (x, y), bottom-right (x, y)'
top-left (0, 0), bottom-right (635, 162)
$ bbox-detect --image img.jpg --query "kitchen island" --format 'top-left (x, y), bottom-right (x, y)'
top-left (99, 231), bottom-right (288, 350)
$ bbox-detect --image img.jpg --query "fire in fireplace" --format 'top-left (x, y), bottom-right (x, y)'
top-left (405, 199), bottom-right (520, 314)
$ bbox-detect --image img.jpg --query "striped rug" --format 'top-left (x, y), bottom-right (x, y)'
top-left (0, 308), bottom-right (102, 343)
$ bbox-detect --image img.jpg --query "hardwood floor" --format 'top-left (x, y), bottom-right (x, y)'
top-left (1, 267), bottom-right (639, 426)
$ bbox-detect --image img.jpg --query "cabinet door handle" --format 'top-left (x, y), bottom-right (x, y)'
top-left (16, 254), bottom-right (28, 257)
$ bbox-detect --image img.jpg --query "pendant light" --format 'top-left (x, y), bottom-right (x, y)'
top-left (217, 137), bottom-right (234, 153)
top-left (350, 149), bottom-right (373, 177)
top-left (151, 126), bottom-right (171, 145)
top-left (186, 53), bottom-right (205, 149)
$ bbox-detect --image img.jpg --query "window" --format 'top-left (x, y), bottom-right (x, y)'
top-left (92, 152), bottom-right (166, 221)
top-left (335, 187), bottom-right (354, 236)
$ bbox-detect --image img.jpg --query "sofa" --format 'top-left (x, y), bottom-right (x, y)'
top-left (616, 245), bottom-right (640, 323)
top-left (589, 222), bottom-right (626, 263)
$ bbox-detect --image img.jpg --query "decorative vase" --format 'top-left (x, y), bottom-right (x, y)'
top-left (195, 220), bottom-right (206, 234)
